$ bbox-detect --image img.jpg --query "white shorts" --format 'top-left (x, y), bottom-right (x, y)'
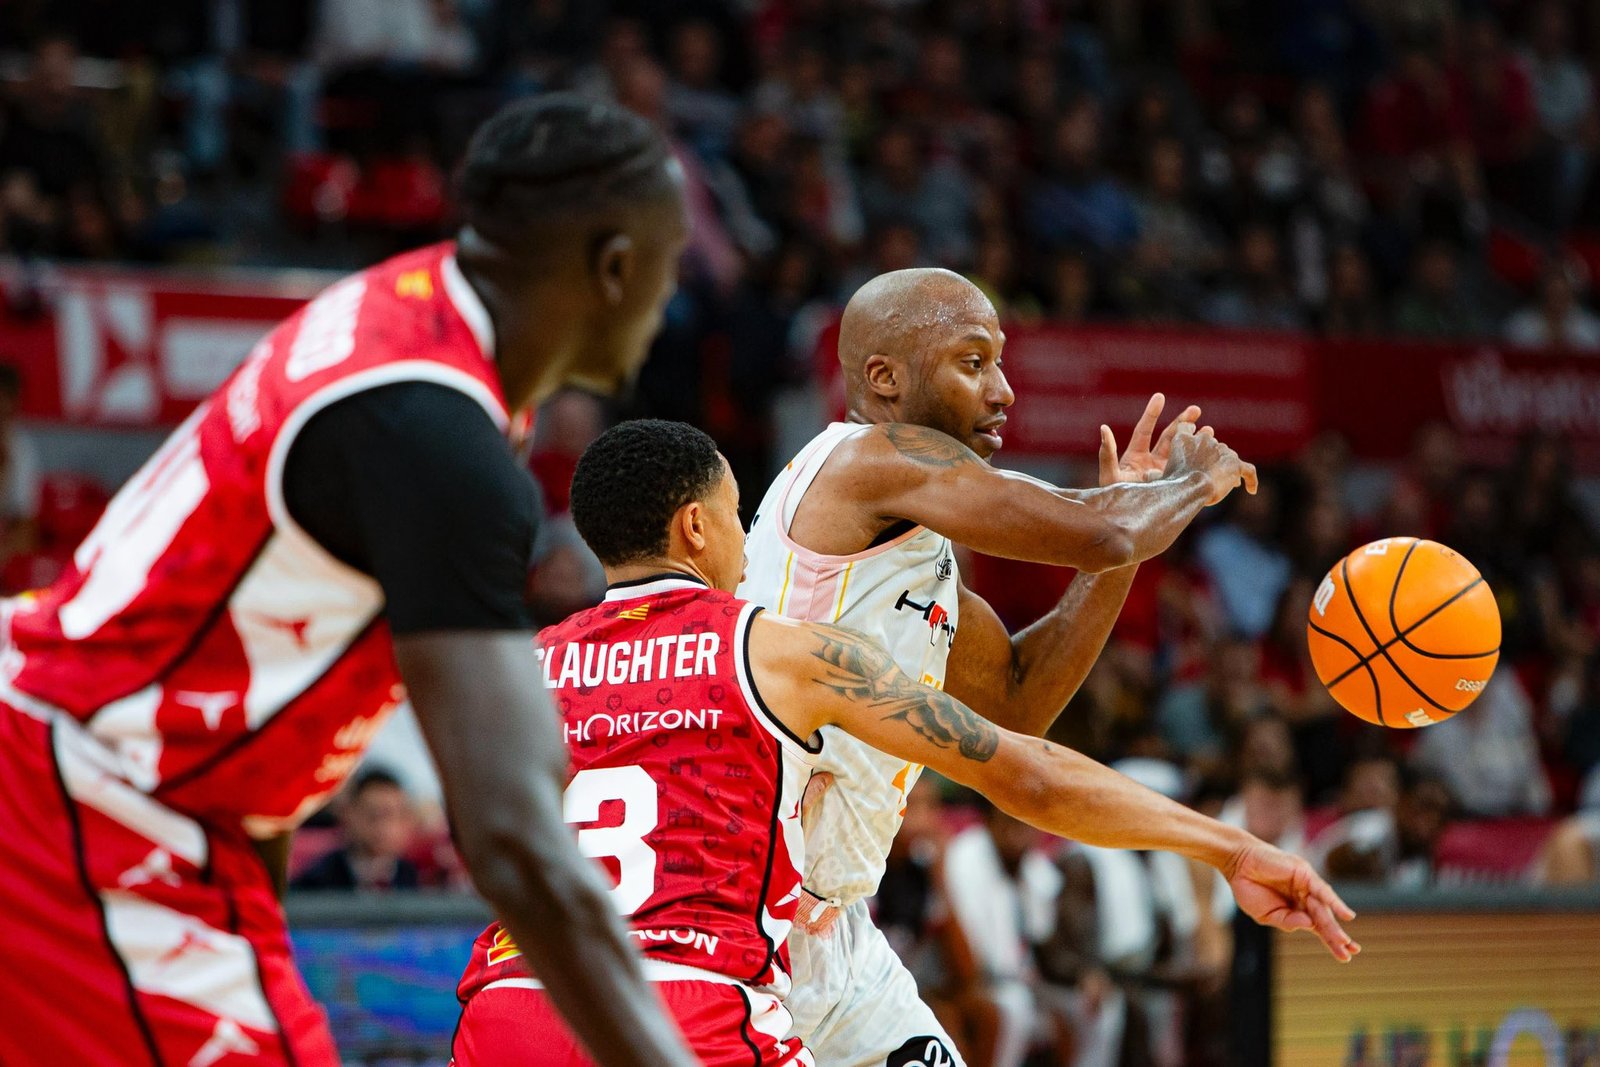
top-left (785, 899), bottom-right (966, 1067)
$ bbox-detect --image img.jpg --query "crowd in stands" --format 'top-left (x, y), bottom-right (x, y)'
top-left (7, 3), bottom-right (1600, 1064)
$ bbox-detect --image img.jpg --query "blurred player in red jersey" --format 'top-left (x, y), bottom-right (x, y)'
top-left (450, 421), bottom-right (1358, 1067)
top-left (0, 97), bottom-right (702, 1067)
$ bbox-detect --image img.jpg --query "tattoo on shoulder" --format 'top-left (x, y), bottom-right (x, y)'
top-left (881, 424), bottom-right (981, 470)
top-left (807, 626), bottom-right (999, 762)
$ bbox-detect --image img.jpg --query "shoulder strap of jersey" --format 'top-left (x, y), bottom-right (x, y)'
top-left (774, 423), bottom-right (872, 535)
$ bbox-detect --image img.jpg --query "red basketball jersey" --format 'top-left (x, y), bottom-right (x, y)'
top-left (0, 242), bottom-right (512, 837)
top-left (458, 576), bottom-right (819, 999)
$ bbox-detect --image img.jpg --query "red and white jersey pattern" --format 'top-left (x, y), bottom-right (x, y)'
top-left (459, 577), bottom-right (819, 1001)
top-left (0, 241), bottom-right (510, 838)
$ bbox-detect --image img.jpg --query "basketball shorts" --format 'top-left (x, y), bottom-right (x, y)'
top-left (0, 702), bottom-right (339, 1066)
top-left (451, 960), bottom-right (814, 1067)
top-left (787, 899), bottom-right (966, 1067)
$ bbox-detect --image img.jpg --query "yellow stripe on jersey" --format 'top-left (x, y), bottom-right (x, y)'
top-left (616, 605), bottom-right (650, 620)
top-left (833, 561), bottom-right (855, 622)
top-left (395, 269), bottom-right (434, 299)
top-left (486, 927), bottom-right (522, 965)
top-left (776, 551), bottom-right (795, 614)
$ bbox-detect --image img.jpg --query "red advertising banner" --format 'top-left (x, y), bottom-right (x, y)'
top-left (0, 261), bottom-right (325, 426)
top-left (5, 260), bottom-right (1599, 471)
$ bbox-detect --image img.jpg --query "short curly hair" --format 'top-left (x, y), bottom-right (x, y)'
top-left (570, 420), bottom-right (725, 566)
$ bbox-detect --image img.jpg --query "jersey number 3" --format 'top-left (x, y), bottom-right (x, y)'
top-left (565, 766), bottom-right (658, 914)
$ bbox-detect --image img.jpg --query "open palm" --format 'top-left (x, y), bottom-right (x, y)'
top-left (1098, 393), bottom-right (1203, 487)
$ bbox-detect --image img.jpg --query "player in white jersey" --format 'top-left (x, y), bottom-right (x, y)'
top-left (739, 268), bottom-right (1257, 1067)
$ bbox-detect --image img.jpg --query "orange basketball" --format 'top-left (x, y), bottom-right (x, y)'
top-left (1306, 538), bottom-right (1500, 728)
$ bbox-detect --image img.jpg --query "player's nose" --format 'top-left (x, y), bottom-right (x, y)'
top-left (988, 366), bottom-right (1015, 408)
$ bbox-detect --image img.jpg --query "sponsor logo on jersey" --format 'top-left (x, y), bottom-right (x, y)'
top-left (486, 926), bottom-right (522, 965)
top-left (934, 555), bottom-right (952, 581)
top-left (629, 926), bottom-right (721, 955)
top-left (564, 706), bottom-right (726, 745)
top-left (616, 604), bottom-right (651, 620)
top-left (894, 591), bottom-right (956, 647)
top-left (887, 1036), bottom-right (956, 1067)
top-left (395, 269), bottom-right (434, 300)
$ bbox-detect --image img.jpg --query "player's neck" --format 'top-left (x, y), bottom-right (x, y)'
top-left (604, 559), bottom-right (711, 589)
top-left (456, 246), bottom-right (585, 411)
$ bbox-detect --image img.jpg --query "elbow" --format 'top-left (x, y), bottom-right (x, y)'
top-left (1076, 525), bottom-right (1136, 573)
top-left (457, 813), bottom-right (608, 933)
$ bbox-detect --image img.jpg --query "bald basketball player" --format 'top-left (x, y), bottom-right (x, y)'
top-left (738, 268), bottom-right (1256, 1067)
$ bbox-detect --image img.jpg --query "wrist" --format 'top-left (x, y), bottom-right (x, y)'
top-left (1185, 818), bottom-right (1254, 876)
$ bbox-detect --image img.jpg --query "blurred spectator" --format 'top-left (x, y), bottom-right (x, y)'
top-left (0, 36), bottom-right (119, 257)
top-left (873, 783), bottom-right (949, 979)
top-left (1335, 751), bottom-right (1404, 816)
top-left (1392, 240), bottom-right (1487, 340)
top-left (1045, 759), bottom-right (1228, 1067)
top-left (1219, 768), bottom-right (1307, 855)
top-left (527, 515), bottom-right (606, 628)
top-left (182, 0), bottom-right (319, 175)
top-left (1453, 15), bottom-right (1539, 217)
top-left (1503, 263), bottom-right (1600, 351)
top-left (856, 123), bottom-right (974, 265)
top-left (665, 20), bottom-right (741, 162)
top-left (1156, 637), bottom-right (1269, 770)
top-left (1411, 671), bottom-right (1553, 817)
top-left (752, 38), bottom-right (845, 159)
top-left (1195, 480), bottom-right (1292, 639)
top-left (1049, 249), bottom-right (1104, 324)
top-left (1317, 243), bottom-right (1386, 337)
top-left (0, 366), bottom-right (40, 559)
top-left (1519, 1), bottom-right (1594, 221)
top-left (1027, 97), bottom-right (1139, 256)
top-left (1199, 223), bottom-right (1305, 331)
top-left (967, 231), bottom-right (1042, 322)
top-left (1535, 768), bottom-right (1600, 884)
top-left (940, 800), bottom-right (1065, 1067)
top-left (1313, 768), bottom-right (1453, 888)
top-left (292, 768), bottom-right (421, 891)
top-left (1124, 137), bottom-right (1220, 321)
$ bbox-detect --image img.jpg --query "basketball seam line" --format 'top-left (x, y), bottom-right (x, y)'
top-left (1308, 617), bottom-right (1384, 725)
top-left (1339, 556), bottom-right (1390, 725)
top-left (1321, 573), bottom-right (1495, 692)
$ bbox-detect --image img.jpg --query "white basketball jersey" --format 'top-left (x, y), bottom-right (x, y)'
top-left (739, 422), bottom-right (959, 901)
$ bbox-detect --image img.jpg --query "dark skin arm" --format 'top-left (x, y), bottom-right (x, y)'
top-left (749, 616), bottom-right (1360, 962)
top-left (788, 411), bottom-right (1254, 574)
top-left (944, 396), bottom-right (1196, 735)
top-left (397, 633), bottom-right (695, 1067)
top-left (251, 833), bottom-right (292, 899)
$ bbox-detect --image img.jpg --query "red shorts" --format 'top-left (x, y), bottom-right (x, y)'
top-left (0, 702), bottom-right (339, 1066)
top-left (452, 968), bottom-right (814, 1067)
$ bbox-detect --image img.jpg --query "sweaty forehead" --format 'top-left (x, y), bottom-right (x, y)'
top-left (847, 271), bottom-right (1000, 358)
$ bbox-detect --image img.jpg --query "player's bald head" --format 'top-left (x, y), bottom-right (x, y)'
top-left (838, 268), bottom-right (998, 403)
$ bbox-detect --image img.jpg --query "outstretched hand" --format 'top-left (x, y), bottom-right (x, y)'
top-left (1098, 393), bottom-right (1204, 487)
top-left (1226, 843), bottom-right (1360, 962)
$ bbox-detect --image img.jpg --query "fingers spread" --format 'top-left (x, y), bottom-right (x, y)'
top-left (1131, 393), bottom-right (1164, 452)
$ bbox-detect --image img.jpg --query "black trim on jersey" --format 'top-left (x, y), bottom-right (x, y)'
top-left (747, 727), bottom-right (785, 984)
top-left (155, 614), bottom-right (384, 793)
top-left (742, 608), bottom-right (823, 754)
top-left (45, 718), bottom-right (163, 1067)
top-left (82, 527), bottom-right (276, 728)
top-left (605, 571), bottom-right (709, 593)
top-left (735, 985), bottom-right (765, 1067)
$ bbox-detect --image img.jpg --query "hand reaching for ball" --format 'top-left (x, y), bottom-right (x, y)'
top-left (1224, 841), bottom-right (1361, 962)
top-left (1163, 421), bottom-right (1259, 504)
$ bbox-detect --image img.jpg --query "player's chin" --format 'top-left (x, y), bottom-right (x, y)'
top-left (970, 430), bottom-right (1003, 458)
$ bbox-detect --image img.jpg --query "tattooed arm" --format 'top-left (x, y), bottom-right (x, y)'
top-left (791, 419), bottom-right (1254, 572)
top-left (745, 614), bottom-right (1361, 962)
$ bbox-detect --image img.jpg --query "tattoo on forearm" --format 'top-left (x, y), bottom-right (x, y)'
top-left (882, 424), bottom-right (981, 470)
top-left (809, 627), bottom-right (999, 761)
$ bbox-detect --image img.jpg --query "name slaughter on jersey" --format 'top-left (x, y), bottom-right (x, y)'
top-left (536, 632), bottom-right (721, 689)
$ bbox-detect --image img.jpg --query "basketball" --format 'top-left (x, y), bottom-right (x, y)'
top-left (1306, 538), bottom-right (1501, 728)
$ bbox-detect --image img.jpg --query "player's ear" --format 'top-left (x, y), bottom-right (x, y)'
top-left (862, 353), bottom-right (899, 400)
top-left (593, 232), bottom-right (635, 306)
top-left (678, 500), bottom-right (709, 554)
